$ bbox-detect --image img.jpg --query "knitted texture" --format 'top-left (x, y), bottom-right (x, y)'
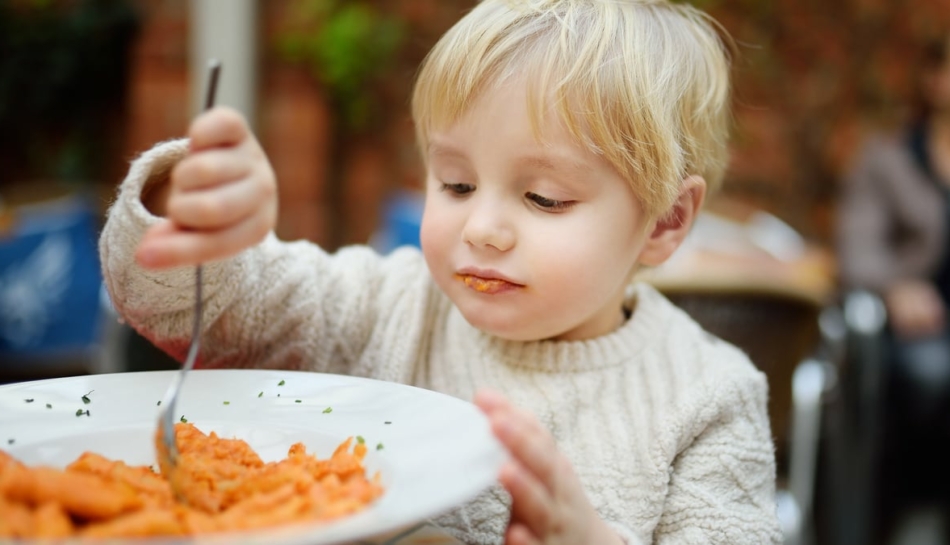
top-left (99, 140), bottom-right (782, 544)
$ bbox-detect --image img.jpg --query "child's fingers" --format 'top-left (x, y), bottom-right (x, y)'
top-left (171, 148), bottom-right (253, 192)
top-left (136, 212), bottom-right (271, 269)
top-left (500, 461), bottom-right (552, 539)
top-left (188, 107), bottom-right (249, 151)
top-left (505, 522), bottom-right (541, 545)
top-left (473, 389), bottom-right (509, 413)
top-left (167, 176), bottom-right (273, 231)
top-left (489, 406), bottom-right (560, 493)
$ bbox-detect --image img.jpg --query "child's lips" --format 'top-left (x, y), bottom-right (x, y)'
top-left (454, 274), bottom-right (523, 294)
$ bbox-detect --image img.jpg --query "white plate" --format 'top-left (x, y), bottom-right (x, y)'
top-left (0, 369), bottom-right (506, 544)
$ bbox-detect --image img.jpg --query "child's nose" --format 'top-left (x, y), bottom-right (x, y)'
top-left (462, 201), bottom-right (515, 252)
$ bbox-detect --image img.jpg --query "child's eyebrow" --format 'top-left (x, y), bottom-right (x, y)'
top-left (518, 152), bottom-right (589, 176)
top-left (426, 142), bottom-right (467, 161)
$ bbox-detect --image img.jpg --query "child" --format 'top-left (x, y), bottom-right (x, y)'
top-left (100, 0), bottom-right (781, 543)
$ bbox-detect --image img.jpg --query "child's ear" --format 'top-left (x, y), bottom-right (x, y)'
top-left (638, 176), bottom-right (706, 267)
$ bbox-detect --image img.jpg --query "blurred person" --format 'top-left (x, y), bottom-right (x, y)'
top-left (99, 1), bottom-right (782, 543)
top-left (837, 31), bottom-right (950, 544)
top-left (838, 32), bottom-right (950, 428)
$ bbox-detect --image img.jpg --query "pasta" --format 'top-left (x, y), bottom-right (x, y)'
top-left (0, 423), bottom-right (384, 539)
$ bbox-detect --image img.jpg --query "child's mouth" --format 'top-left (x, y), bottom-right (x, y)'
top-left (454, 274), bottom-right (522, 294)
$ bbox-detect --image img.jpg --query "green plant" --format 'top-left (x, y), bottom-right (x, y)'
top-left (0, 0), bottom-right (139, 184)
top-left (278, 0), bottom-right (405, 131)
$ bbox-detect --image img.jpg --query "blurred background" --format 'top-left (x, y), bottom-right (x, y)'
top-left (2, 1), bottom-right (950, 544)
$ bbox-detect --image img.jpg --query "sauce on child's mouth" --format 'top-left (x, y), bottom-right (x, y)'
top-left (455, 274), bottom-right (522, 294)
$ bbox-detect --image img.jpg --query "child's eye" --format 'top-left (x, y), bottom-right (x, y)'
top-left (526, 192), bottom-right (575, 211)
top-left (440, 182), bottom-right (475, 196)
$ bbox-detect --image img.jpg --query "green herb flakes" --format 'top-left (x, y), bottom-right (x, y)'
top-left (157, 400), bottom-right (161, 406)
top-left (223, 401), bottom-right (230, 405)
top-left (278, 380), bottom-right (285, 386)
top-left (180, 415), bottom-right (188, 423)
top-left (75, 409), bottom-right (90, 417)
top-left (75, 409), bottom-right (84, 417)
top-left (384, 421), bottom-right (392, 425)
top-left (376, 443), bottom-right (384, 451)
top-left (257, 391), bottom-right (263, 398)
top-left (356, 436), bottom-right (365, 444)
top-left (81, 390), bottom-right (94, 404)
top-left (45, 404), bottom-right (52, 409)
top-left (24, 399), bottom-right (34, 403)
top-left (295, 399), bottom-right (301, 403)
top-left (322, 407), bottom-right (333, 414)
top-left (7, 438), bottom-right (13, 445)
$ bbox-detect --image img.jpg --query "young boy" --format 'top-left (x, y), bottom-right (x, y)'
top-left (101, 0), bottom-right (782, 543)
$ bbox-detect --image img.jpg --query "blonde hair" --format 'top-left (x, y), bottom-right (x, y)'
top-left (412, 0), bottom-right (734, 218)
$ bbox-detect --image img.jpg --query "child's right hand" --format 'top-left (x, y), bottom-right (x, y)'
top-left (135, 107), bottom-right (278, 270)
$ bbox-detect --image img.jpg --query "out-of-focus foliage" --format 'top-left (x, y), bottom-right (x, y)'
top-left (0, 0), bottom-right (139, 184)
top-left (278, 0), bottom-right (405, 131)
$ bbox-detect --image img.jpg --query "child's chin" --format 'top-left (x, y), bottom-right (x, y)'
top-left (457, 308), bottom-right (547, 342)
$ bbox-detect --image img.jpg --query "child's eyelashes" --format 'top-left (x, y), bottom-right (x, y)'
top-left (526, 192), bottom-right (576, 212)
top-left (438, 183), bottom-right (575, 212)
top-left (440, 182), bottom-right (475, 196)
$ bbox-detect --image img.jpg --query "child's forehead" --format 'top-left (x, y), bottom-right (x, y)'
top-left (426, 133), bottom-right (594, 173)
top-left (427, 76), bottom-right (600, 152)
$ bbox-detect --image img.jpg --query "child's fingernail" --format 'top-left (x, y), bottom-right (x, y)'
top-left (476, 389), bottom-right (505, 407)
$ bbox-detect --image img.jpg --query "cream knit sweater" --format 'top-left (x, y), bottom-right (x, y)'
top-left (99, 140), bottom-right (782, 544)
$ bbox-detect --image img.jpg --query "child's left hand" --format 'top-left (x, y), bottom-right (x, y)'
top-left (474, 390), bottom-right (624, 545)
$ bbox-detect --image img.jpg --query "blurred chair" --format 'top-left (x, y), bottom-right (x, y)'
top-left (816, 290), bottom-right (944, 545)
top-left (659, 285), bottom-right (840, 545)
top-left (0, 193), bottom-right (123, 381)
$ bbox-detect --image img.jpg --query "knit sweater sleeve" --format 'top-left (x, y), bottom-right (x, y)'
top-left (653, 370), bottom-right (782, 544)
top-left (99, 139), bottom-right (436, 381)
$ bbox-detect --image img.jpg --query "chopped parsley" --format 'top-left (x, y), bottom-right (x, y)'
top-left (322, 407), bottom-right (333, 414)
top-left (157, 400), bottom-right (161, 406)
top-left (295, 399), bottom-right (301, 403)
top-left (81, 390), bottom-right (94, 404)
top-left (376, 443), bottom-right (384, 451)
top-left (223, 401), bottom-right (230, 405)
top-left (7, 438), bottom-right (13, 445)
top-left (45, 404), bottom-right (52, 409)
top-left (277, 394), bottom-right (281, 397)
top-left (257, 391), bottom-right (263, 398)
top-left (384, 421), bottom-right (392, 425)
top-left (356, 436), bottom-right (365, 444)
top-left (75, 409), bottom-right (90, 417)
top-left (24, 399), bottom-right (34, 403)
top-left (278, 380), bottom-right (285, 386)
top-left (180, 415), bottom-right (188, 423)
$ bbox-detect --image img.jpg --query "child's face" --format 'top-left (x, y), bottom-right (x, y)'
top-left (419, 81), bottom-right (657, 342)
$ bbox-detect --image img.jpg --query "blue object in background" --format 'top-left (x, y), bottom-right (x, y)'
top-left (0, 194), bottom-right (103, 364)
top-left (371, 189), bottom-right (424, 253)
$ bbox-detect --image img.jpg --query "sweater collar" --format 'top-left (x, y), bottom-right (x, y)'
top-left (454, 283), bottom-right (671, 374)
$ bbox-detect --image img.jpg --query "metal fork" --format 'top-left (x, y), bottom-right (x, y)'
top-left (154, 59), bottom-right (221, 498)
